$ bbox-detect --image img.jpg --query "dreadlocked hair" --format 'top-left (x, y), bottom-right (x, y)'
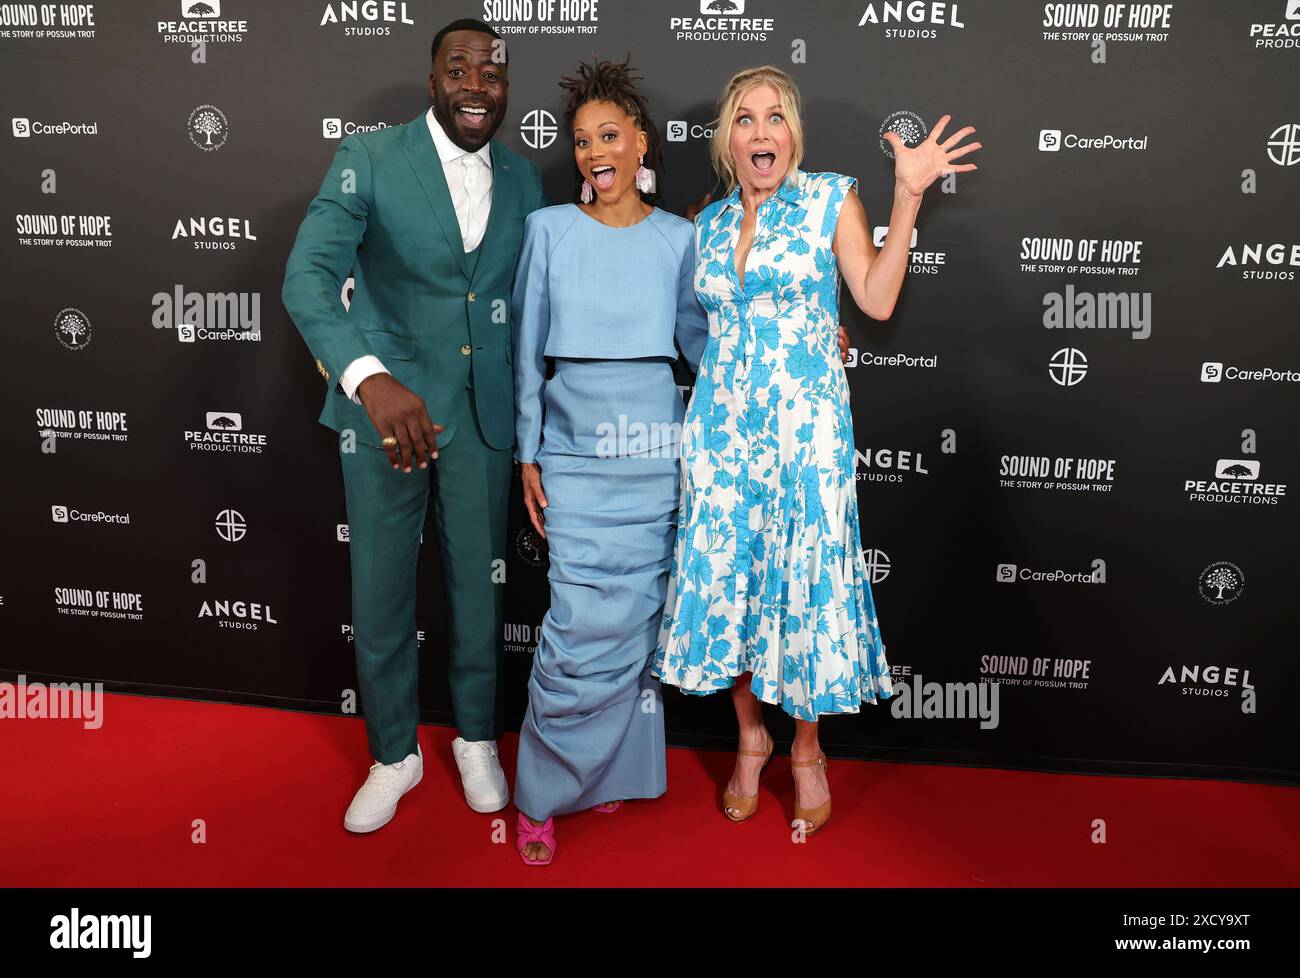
top-left (558, 54), bottom-right (663, 207)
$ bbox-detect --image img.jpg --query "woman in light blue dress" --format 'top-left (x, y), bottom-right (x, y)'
top-left (510, 57), bottom-right (708, 864)
top-left (654, 67), bottom-right (981, 836)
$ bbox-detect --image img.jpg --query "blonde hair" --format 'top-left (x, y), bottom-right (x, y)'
top-left (710, 65), bottom-right (805, 196)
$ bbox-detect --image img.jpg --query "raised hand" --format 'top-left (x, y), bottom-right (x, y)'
top-left (884, 114), bottom-right (981, 198)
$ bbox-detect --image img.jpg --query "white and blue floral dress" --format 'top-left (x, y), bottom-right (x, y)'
top-left (653, 169), bottom-right (894, 721)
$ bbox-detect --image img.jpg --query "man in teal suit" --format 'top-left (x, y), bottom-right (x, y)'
top-left (282, 19), bottom-right (545, 832)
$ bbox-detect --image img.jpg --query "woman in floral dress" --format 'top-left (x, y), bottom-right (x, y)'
top-left (654, 66), bottom-right (981, 836)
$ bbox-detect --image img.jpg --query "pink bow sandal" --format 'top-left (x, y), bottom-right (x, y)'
top-left (515, 812), bottom-right (556, 865)
top-left (591, 801), bottom-right (622, 814)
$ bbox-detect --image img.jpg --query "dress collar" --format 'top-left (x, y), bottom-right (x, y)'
top-left (426, 107), bottom-right (492, 170)
top-left (723, 168), bottom-right (805, 210)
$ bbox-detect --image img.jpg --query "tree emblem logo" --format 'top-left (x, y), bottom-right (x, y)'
top-left (879, 110), bottom-right (927, 160)
top-left (188, 104), bottom-right (229, 151)
top-left (514, 526), bottom-right (548, 568)
top-left (206, 412), bottom-right (242, 431)
top-left (54, 307), bottom-right (93, 350)
top-left (1198, 561), bottom-right (1245, 606)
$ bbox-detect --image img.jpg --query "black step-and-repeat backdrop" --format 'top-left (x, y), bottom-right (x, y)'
top-left (2, 1), bottom-right (1297, 785)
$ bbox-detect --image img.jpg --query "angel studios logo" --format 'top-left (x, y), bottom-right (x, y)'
top-left (856, 1), bottom-right (966, 39)
top-left (318, 1), bottom-right (414, 35)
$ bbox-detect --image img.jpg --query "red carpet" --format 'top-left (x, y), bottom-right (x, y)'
top-left (1, 692), bottom-right (1296, 887)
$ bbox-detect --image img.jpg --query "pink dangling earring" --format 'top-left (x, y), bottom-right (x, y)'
top-left (580, 179), bottom-right (594, 204)
top-left (635, 154), bottom-right (656, 194)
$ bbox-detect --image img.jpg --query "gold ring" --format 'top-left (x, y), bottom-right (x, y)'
top-left (381, 435), bottom-right (398, 448)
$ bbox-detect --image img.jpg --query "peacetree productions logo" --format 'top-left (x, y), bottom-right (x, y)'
top-left (1185, 456), bottom-right (1288, 507)
top-left (1248, 0), bottom-right (1300, 49)
top-left (184, 412), bottom-right (268, 453)
top-left (668, 0), bottom-right (776, 43)
top-left (157, 0), bottom-right (249, 44)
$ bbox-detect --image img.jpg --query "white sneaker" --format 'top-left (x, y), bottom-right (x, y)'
top-left (343, 744), bottom-right (423, 833)
top-left (451, 737), bottom-right (509, 813)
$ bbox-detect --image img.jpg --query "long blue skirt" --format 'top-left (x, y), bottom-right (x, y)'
top-left (513, 357), bottom-right (682, 819)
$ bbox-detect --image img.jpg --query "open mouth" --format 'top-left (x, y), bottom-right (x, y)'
top-left (457, 104), bottom-right (491, 128)
top-left (751, 152), bottom-right (776, 175)
top-left (590, 164), bottom-right (616, 191)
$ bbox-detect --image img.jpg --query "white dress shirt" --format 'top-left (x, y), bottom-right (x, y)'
top-left (339, 108), bottom-right (494, 404)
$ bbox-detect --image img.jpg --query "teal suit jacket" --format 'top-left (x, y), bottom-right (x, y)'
top-left (282, 110), bottom-right (547, 451)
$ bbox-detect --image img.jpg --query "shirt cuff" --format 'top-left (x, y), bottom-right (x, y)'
top-left (340, 356), bottom-right (389, 405)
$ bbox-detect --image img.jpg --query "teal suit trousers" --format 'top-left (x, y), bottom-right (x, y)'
top-left (341, 386), bottom-right (512, 762)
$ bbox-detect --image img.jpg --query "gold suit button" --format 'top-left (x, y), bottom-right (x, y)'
top-left (467, 291), bottom-right (476, 302)
top-left (460, 344), bottom-right (472, 356)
